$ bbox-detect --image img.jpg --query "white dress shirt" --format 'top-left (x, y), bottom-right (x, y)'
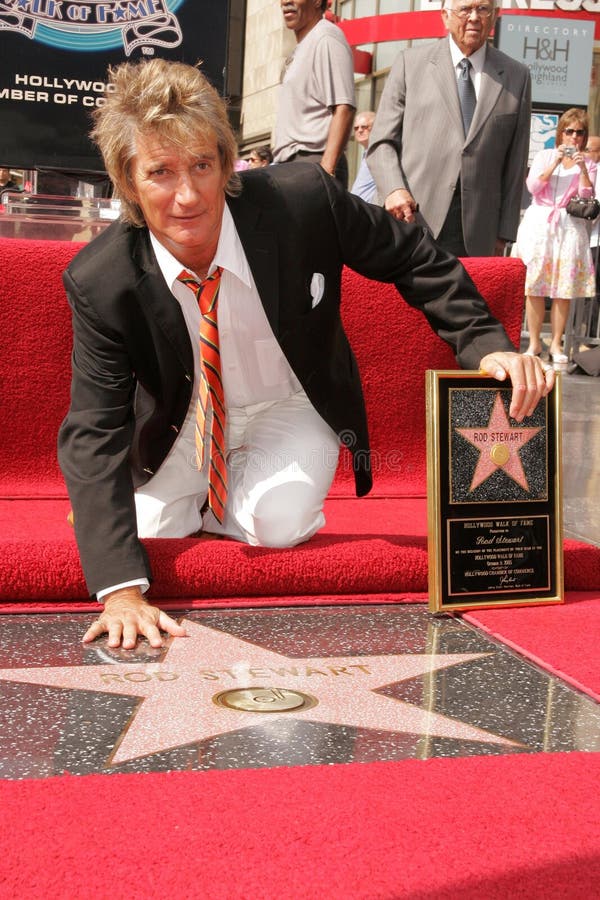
top-left (154, 204), bottom-right (302, 408)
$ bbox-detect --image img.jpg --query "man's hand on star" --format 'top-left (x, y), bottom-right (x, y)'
top-left (479, 351), bottom-right (555, 423)
top-left (82, 586), bottom-right (187, 649)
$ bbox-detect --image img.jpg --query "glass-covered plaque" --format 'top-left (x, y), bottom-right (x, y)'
top-left (426, 371), bottom-right (563, 613)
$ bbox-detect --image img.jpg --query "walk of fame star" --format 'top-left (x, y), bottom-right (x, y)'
top-left (456, 392), bottom-right (541, 492)
top-left (0, 622), bottom-right (520, 766)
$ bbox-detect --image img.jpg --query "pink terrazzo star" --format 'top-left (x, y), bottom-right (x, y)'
top-left (0, 621), bottom-right (520, 765)
top-left (456, 392), bottom-right (541, 492)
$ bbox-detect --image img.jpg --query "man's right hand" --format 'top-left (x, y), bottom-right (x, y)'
top-left (385, 188), bottom-right (418, 223)
top-left (82, 586), bottom-right (187, 650)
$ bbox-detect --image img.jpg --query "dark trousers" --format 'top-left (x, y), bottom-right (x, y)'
top-left (436, 183), bottom-right (467, 257)
top-left (281, 151), bottom-right (349, 190)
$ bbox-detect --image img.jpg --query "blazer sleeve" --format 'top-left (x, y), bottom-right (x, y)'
top-left (365, 51), bottom-right (409, 202)
top-left (321, 175), bottom-right (515, 368)
top-left (57, 268), bottom-right (151, 598)
top-left (498, 66), bottom-right (532, 241)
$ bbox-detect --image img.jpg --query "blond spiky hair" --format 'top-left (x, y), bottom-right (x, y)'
top-left (91, 58), bottom-right (240, 226)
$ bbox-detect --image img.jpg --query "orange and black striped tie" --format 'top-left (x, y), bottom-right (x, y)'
top-left (178, 267), bottom-right (227, 523)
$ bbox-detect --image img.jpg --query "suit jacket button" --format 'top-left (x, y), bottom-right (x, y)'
top-left (185, 373), bottom-right (192, 382)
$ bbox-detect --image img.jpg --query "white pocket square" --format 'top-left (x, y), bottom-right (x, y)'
top-left (310, 272), bottom-right (325, 308)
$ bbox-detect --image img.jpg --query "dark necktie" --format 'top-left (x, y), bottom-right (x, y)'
top-left (178, 267), bottom-right (227, 523)
top-left (457, 58), bottom-right (476, 136)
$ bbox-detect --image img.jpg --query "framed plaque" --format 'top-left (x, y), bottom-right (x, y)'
top-left (426, 371), bottom-right (563, 613)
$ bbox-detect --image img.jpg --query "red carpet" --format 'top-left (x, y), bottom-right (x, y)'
top-left (0, 496), bottom-right (598, 601)
top-left (0, 753), bottom-right (599, 899)
top-left (1, 240), bottom-right (550, 606)
top-left (0, 241), bottom-right (525, 499)
top-left (464, 591), bottom-right (600, 702)
top-left (0, 497), bottom-right (429, 601)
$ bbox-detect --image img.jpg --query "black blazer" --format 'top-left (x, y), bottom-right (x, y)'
top-left (58, 162), bottom-right (513, 596)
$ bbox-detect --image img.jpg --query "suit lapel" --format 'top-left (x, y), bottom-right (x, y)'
top-left (430, 41), bottom-right (465, 142)
top-left (131, 228), bottom-right (194, 373)
top-left (227, 192), bottom-right (280, 335)
top-left (466, 48), bottom-right (504, 145)
top-left (431, 41), bottom-right (504, 146)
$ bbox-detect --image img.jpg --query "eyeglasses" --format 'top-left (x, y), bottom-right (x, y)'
top-left (447, 5), bottom-right (493, 19)
top-left (564, 128), bottom-right (585, 137)
top-left (354, 124), bottom-right (371, 131)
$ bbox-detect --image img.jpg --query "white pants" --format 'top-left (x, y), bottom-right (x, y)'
top-left (134, 391), bottom-right (340, 548)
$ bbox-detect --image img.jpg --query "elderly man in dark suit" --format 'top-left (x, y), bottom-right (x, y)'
top-left (58, 59), bottom-right (552, 649)
top-left (367, 0), bottom-right (531, 257)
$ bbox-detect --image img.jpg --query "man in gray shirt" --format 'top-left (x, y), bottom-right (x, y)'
top-left (273, 0), bottom-right (355, 187)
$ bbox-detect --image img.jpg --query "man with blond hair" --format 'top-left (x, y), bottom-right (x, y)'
top-left (58, 59), bottom-right (552, 648)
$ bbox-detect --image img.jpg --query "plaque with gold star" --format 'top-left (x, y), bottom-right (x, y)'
top-left (426, 371), bottom-right (563, 612)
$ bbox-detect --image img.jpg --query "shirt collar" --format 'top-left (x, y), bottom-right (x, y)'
top-left (448, 36), bottom-right (486, 75)
top-left (149, 202), bottom-right (252, 290)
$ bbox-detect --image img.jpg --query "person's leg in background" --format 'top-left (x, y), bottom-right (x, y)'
top-left (549, 297), bottom-right (571, 362)
top-left (525, 295), bottom-right (546, 357)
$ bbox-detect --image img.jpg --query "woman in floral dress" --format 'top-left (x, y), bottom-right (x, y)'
top-left (514, 108), bottom-right (596, 366)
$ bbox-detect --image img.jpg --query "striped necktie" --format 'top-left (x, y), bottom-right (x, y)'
top-left (457, 58), bottom-right (476, 136)
top-left (178, 267), bottom-right (227, 523)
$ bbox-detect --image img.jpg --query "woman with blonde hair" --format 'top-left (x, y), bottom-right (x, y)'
top-left (514, 108), bottom-right (597, 366)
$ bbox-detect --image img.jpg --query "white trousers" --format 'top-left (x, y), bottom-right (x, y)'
top-left (134, 391), bottom-right (340, 548)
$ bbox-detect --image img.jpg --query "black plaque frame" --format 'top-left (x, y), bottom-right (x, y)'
top-left (426, 371), bottom-right (563, 613)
